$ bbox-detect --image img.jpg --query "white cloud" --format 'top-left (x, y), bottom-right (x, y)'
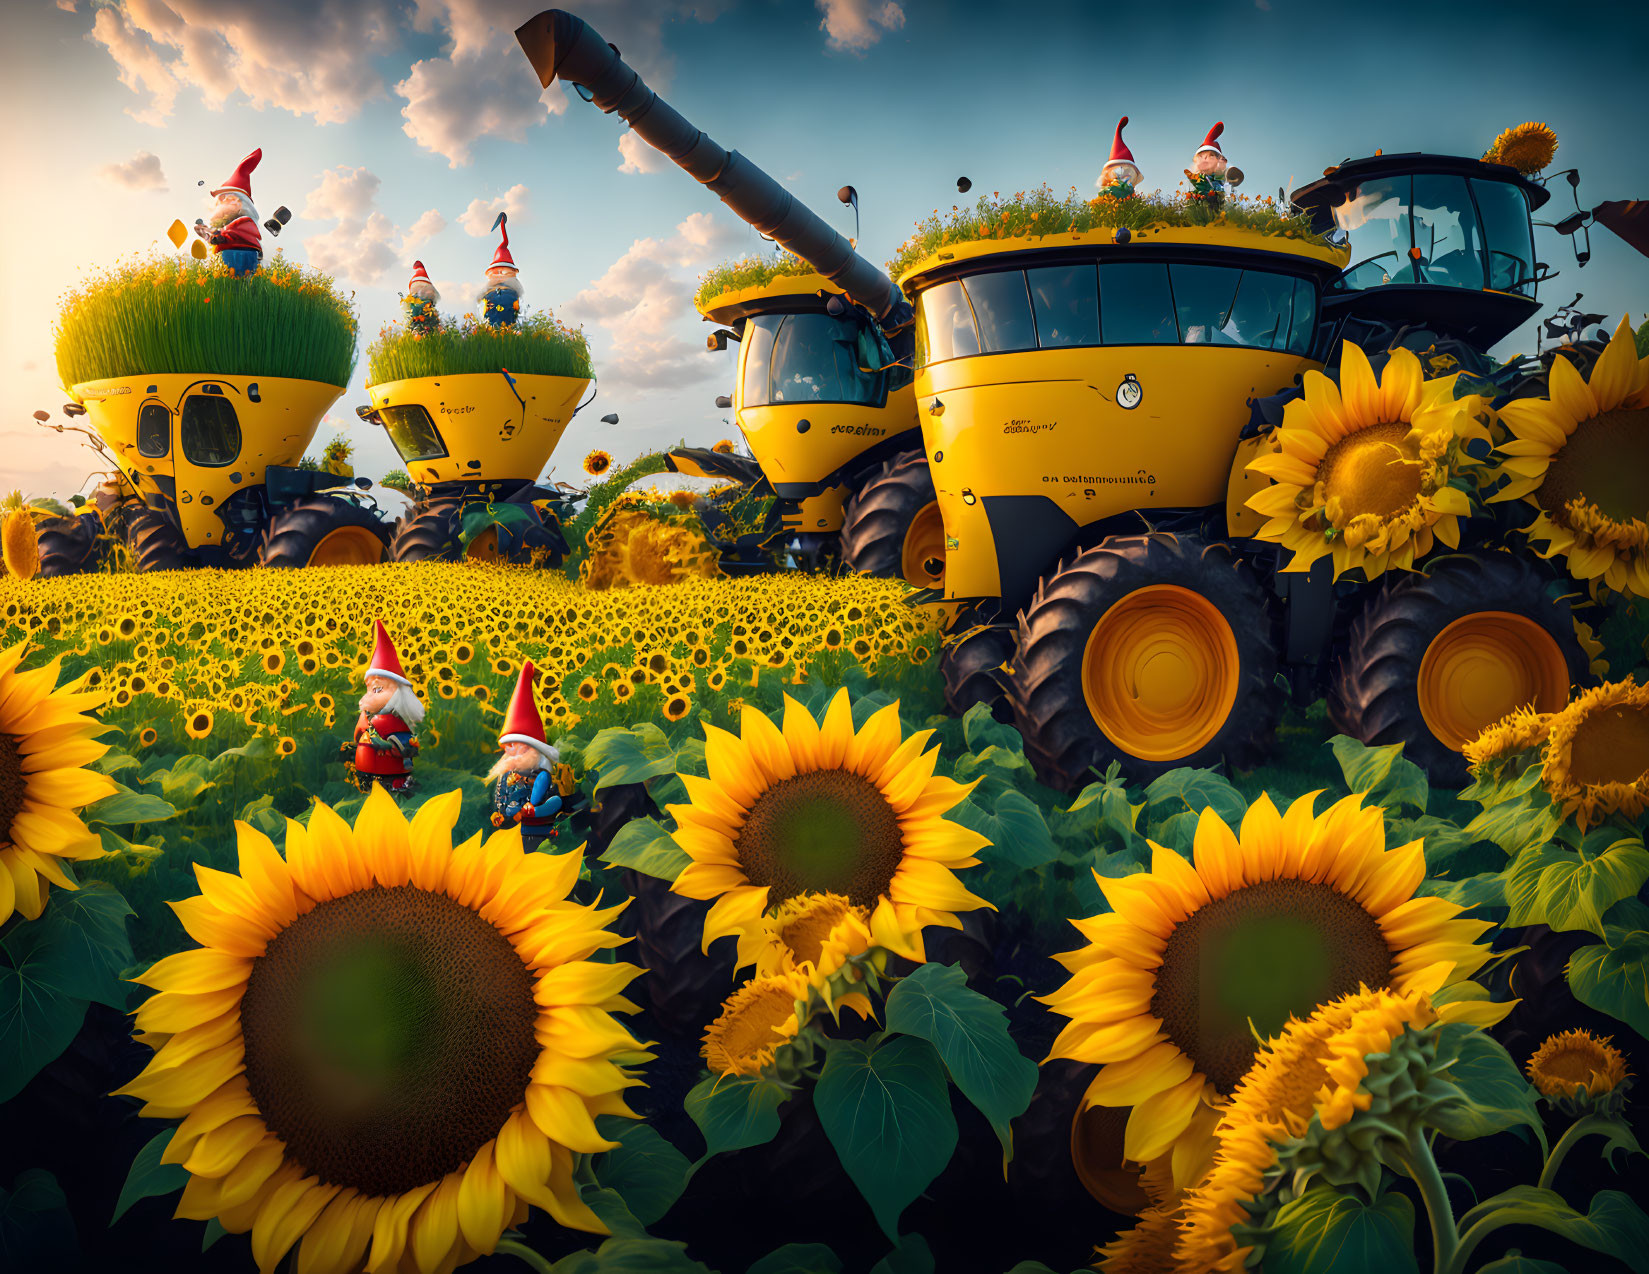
top-left (302, 166), bottom-right (382, 221)
top-left (458, 184), bottom-right (531, 236)
top-left (99, 149), bottom-right (168, 191)
top-left (617, 131), bottom-right (667, 175)
top-left (817, 0), bottom-right (906, 52)
top-left (299, 170), bottom-right (449, 287)
top-left (401, 209), bottom-right (447, 253)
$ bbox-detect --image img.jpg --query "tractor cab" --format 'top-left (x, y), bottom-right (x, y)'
top-left (1291, 153), bottom-right (1551, 348)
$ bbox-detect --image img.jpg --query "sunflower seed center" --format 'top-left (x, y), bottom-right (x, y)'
top-left (0, 735), bottom-right (23, 845)
top-left (704, 983), bottom-right (796, 1073)
top-left (1319, 421), bottom-right (1424, 522)
top-left (241, 884), bottom-right (539, 1196)
top-left (1537, 1044), bottom-right (1607, 1088)
top-left (1567, 703), bottom-right (1649, 787)
top-left (1150, 879), bottom-right (1394, 1094)
top-left (735, 769), bottom-right (904, 910)
top-left (1541, 408), bottom-right (1649, 525)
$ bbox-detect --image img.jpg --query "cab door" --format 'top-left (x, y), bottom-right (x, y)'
top-left (131, 397), bottom-right (180, 519)
top-left (171, 382), bottom-right (244, 548)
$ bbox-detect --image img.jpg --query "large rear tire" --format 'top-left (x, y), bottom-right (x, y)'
top-left (35, 512), bottom-right (108, 578)
top-left (840, 449), bottom-right (946, 590)
top-left (1010, 533), bottom-right (1281, 792)
top-left (259, 496), bottom-right (390, 568)
top-left (941, 623), bottom-right (1016, 722)
top-left (390, 498), bottom-right (565, 566)
top-left (1329, 552), bottom-right (1588, 786)
top-left (124, 505), bottom-right (191, 573)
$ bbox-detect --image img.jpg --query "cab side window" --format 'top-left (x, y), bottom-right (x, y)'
top-left (137, 402), bottom-right (170, 458)
top-left (180, 393), bottom-right (241, 467)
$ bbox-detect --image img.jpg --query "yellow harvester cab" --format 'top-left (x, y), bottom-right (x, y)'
top-left (361, 369), bottom-right (592, 564)
top-left (71, 372), bottom-right (391, 570)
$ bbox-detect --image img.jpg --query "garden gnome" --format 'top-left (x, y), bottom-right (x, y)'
top-left (404, 260), bottom-right (441, 334)
top-left (488, 660), bottom-right (564, 851)
top-left (1187, 122), bottom-right (1237, 206)
top-left (348, 619), bottom-right (423, 794)
top-left (1099, 117), bottom-right (1141, 199)
top-left (479, 214), bottom-right (524, 327)
top-left (195, 148), bottom-right (263, 277)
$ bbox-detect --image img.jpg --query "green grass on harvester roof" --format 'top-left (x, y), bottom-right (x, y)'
top-left (694, 250), bottom-right (816, 311)
top-left (366, 311), bottom-right (594, 385)
top-left (54, 252), bottom-right (358, 388)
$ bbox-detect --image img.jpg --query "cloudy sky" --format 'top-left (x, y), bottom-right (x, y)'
top-left (2, 0), bottom-right (1645, 499)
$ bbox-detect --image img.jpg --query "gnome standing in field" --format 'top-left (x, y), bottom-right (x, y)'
top-left (479, 213), bottom-right (524, 327)
top-left (404, 260), bottom-right (441, 335)
top-left (195, 148), bottom-right (264, 277)
top-left (346, 619), bottom-right (423, 794)
top-left (1098, 116), bottom-right (1142, 200)
top-left (1186, 122), bottom-right (1241, 209)
top-left (488, 660), bottom-right (567, 852)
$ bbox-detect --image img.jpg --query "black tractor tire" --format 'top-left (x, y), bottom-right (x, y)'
top-left (259, 496), bottom-right (391, 569)
top-left (622, 868), bottom-right (739, 1041)
top-left (941, 623), bottom-right (1017, 722)
top-left (35, 512), bottom-right (108, 578)
top-left (391, 499), bottom-right (464, 564)
top-left (124, 505), bottom-right (192, 573)
top-left (1009, 533), bottom-right (1282, 792)
top-left (839, 449), bottom-right (944, 588)
top-left (1329, 551), bottom-right (1590, 786)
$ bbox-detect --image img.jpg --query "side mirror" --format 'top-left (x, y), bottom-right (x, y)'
top-left (355, 404), bottom-right (378, 421)
top-left (707, 328), bottom-right (739, 351)
top-left (714, 395), bottom-right (732, 409)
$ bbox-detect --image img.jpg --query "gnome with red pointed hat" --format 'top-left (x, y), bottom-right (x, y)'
top-left (479, 213), bottom-right (524, 327)
top-left (404, 260), bottom-right (441, 335)
top-left (1186, 122), bottom-right (1239, 206)
top-left (347, 619), bottom-right (424, 794)
top-left (1098, 117), bottom-right (1142, 200)
top-left (488, 660), bottom-right (566, 850)
top-left (194, 148), bottom-right (263, 277)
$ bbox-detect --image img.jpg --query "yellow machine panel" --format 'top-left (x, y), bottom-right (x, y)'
top-left (365, 372), bottom-right (592, 485)
top-left (72, 373), bottom-right (342, 549)
top-left (736, 383), bottom-right (918, 502)
top-left (1226, 433), bottom-right (1274, 539)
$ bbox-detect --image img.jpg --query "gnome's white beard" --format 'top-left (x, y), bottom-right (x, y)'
top-left (484, 271), bottom-right (524, 297)
top-left (485, 750), bottom-right (554, 784)
top-left (361, 685), bottom-right (425, 726)
top-left (409, 282), bottom-right (439, 303)
top-left (209, 195), bottom-right (256, 229)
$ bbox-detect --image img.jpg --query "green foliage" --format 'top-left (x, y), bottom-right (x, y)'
top-left (587, 722), bottom-right (681, 793)
top-left (869, 1234), bottom-right (935, 1274)
top-left (1328, 736), bottom-right (1429, 817)
top-left (1253, 1184), bottom-right (1419, 1274)
top-left (548, 1236), bottom-right (714, 1273)
top-left (1457, 1188), bottom-right (1649, 1274)
top-left (683, 1073), bottom-right (787, 1164)
top-left (591, 1118), bottom-right (692, 1228)
top-left (55, 252), bottom-right (358, 388)
top-left (601, 817), bottom-right (691, 882)
top-left (1431, 1024), bottom-right (1547, 1155)
top-left (365, 310), bottom-right (594, 384)
top-left (746, 1245), bottom-right (845, 1274)
top-left (694, 250), bottom-right (815, 312)
top-left (1504, 835), bottom-right (1649, 938)
top-left (379, 468), bottom-right (412, 493)
top-left (887, 184), bottom-right (1328, 281)
top-left (0, 1170), bottom-right (77, 1272)
top-left (564, 453), bottom-right (673, 564)
top-left (111, 1129), bottom-right (190, 1225)
top-left (1567, 927), bottom-right (1649, 1038)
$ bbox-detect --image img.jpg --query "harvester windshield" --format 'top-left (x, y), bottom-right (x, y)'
top-left (740, 311), bottom-right (896, 407)
top-left (1333, 172), bottom-right (1537, 294)
top-left (377, 404), bottom-right (447, 464)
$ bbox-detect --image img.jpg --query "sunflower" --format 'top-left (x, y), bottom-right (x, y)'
top-left (1573, 615), bottom-right (1610, 679)
top-left (1527, 1028), bottom-right (1632, 1115)
top-left (1245, 343), bottom-right (1482, 580)
top-left (1486, 319), bottom-right (1649, 597)
top-left (712, 439), bottom-right (736, 455)
top-left (1097, 1198), bottom-right (1184, 1274)
top-left (1539, 678), bottom-right (1649, 828)
top-left (185, 708), bottom-right (214, 740)
top-left (1463, 703), bottom-right (1553, 778)
top-left (701, 970), bottom-right (811, 1077)
top-left (752, 891), bottom-right (875, 981)
top-left (1042, 791), bottom-right (1505, 1183)
top-left (0, 642), bottom-right (117, 924)
top-left (116, 788), bottom-right (646, 1274)
top-left (668, 690), bottom-right (991, 968)
top-left (583, 449), bottom-right (613, 478)
top-left (1175, 982), bottom-right (1441, 1272)
top-left (1484, 122), bottom-right (1559, 174)
top-left (2, 508), bottom-right (40, 581)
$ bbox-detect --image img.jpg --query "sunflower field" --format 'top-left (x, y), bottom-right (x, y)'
top-left (1, 551), bottom-right (1648, 1274)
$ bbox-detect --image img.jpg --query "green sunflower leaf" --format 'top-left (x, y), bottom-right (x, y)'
top-left (1255, 1182), bottom-right (1418, 1274)
top-left (576, 1187), bottom-right (651, 1240)
top-left (585, 723), bottom-right (679, 793)
top-left (1055, 769), bottom-right (1147, 857)
top-left (28, 882), bottom-right (134, 1009)
top-left (601, 817), bottom-right (691, 882)
top-left (1456, 1187), bottom-right (1649, 1274)
top-left (81, 781), bottom-right (178, 828)
top-left (140, 754), bottom-right (217, 809)
top-left (869, 1233), bottom-right (935, 1274)
top-left (683, 1072), bottom-right (786, 1164)
top-left (1567, 928), bottom-right (1649, 1038)
top-left (1327, 735), bottom-right (1429, 816)
top-left (1388, 815), bottom-right (1496, 877)
top-left (1415, 872), bottom-right (1506, 911)
top-left (884, 962), bottom-right (1037, 1158)
top-left (553, 1236), bottom-right (713, 1272)
top-left (0, 1169), bottom-right (78, 1273)
top-left (591, 1118), bottom-right (691, 1227)
top-left (745, 1244), bottom-right (845, 1274)
top-left (1463, 794), bottom-right (1562, 859)
top-left (815, 1035), bottom-right (958, 1241)
top-left (953, 788), bottom-right (1057, 871)
top-left (1472, 1256), bottom-right (1569, 1274)
top-left (201, 1217), bottom-right (227, 1250)
top-left (1432, 1024), bottom-right (1547, 1156)
top-left (1505, 839), bottom-right (1649, 937)
top-left (110, 1127), bottom-right (189, 1225)
top-left (1143, 768), bottom-right (1248, 832)
top-left (961, 701), bottom-right (1023, 754)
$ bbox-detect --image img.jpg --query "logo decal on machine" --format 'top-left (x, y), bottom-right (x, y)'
top-left (1116, 373), bottom-right (1142, 410)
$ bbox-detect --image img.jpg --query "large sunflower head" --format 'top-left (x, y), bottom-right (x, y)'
top-left (668, 690), bottom-right (991, 969)
top-left (0, 642), bottom-right (117, 925)
top-left (1540, 678), bottom-right (1649, 829)
top-left (1487, 318), bottom-right (1649, 597)
top-left (1527, 1028), bottom-right (1632, 1116)
top-left (1096, 1198), bottom-right (1184, 1273)
top-left (115, 787), bottom-right (646, 1274)
top-left (1174, 983), bottom-right (1441, 1272)
top-left (700, 969), bottom-right (812, 1077)
top-left (1042, 791), bottom-right (1506, 1183)
top-left (1463, 703), bottom-right (1554, 780)
top-left (1484, 122), bottom-right (1559, 174)
top-left (1246, 343), bottom-right (1483, 581)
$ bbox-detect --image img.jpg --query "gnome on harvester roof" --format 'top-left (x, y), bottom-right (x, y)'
top-left (1187, 122), bottom-right (1241, 205)
top-left (479, 212), bottom-right (524, 327)
top-left (347, 619), bottom-right (423, 795)
top-left (1098, 116), bottom-right (1141, 199)
top-left (404, 260), bottom-right (441, 334)
top-left (194, 148), bottom-right (263, 277)
top-left (488, 660), bottom-right (567, 851)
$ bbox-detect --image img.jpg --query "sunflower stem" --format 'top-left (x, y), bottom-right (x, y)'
top-left (496, 1239), bottom-right (557, 1274)
top-left (1400, 1131), bottom-right (1459, 1274)
top-left (1537, 1113), bottom-right (1611, 1192)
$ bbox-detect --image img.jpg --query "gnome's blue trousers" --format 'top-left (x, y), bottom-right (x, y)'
top-left (220, 249), bottom-right (261, 277)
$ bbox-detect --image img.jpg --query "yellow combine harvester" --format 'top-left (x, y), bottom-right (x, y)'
top-left (520, 8), bottom-right (1602, 786)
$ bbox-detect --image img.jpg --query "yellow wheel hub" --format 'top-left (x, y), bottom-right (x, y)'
top-left (1081, 585), bottom-right (1240, 762)
top-left (306, 526), bottom-right (384, 567)
top-left (466, 528), bottom-right (501, 562)
top-left (1417, 612), bottom-right (1570, 752)
top-left (900, 501), bottom-right (946, 589)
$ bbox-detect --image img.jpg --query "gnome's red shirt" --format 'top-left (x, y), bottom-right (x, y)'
top-left (212, 216), bottom-right (262, 255)
top-left (354, 713), bottom-right (414, 776)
